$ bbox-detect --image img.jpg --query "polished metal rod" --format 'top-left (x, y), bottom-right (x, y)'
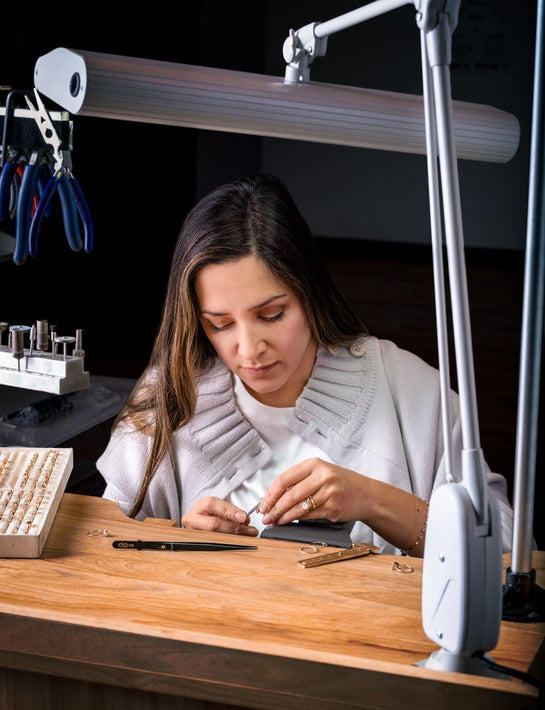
top-left (511, 0), bottom-right (545, 572)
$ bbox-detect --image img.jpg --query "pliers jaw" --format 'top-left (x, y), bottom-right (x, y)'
top-left (24, 89), bottom-right (63, 173)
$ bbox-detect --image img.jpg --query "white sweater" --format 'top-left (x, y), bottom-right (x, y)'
top-left (97, 336), bottom-right (513, 553)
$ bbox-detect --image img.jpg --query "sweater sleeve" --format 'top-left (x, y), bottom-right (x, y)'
top-left (97, 420), bottom-right (151, 519)
top-left (379, 339), bottom-right (513, 552)
top-left (97, 417), bottom-right (183, 522)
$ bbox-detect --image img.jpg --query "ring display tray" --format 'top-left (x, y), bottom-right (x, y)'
top-left (0, 447), bottom-right (73, 557)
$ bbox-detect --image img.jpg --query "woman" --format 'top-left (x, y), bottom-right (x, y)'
top-left (97, 174), bottom-right (513, 556)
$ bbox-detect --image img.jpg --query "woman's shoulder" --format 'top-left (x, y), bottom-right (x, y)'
top-left (317, 335), bottom-right (408, 369)
top-left (375, 338), bottom-right (440, 377)
top-left (321, 335), bottom-right (441, 388)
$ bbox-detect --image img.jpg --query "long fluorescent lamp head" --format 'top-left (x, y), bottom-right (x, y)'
top-left (33, 47), bottom-right (519, 163)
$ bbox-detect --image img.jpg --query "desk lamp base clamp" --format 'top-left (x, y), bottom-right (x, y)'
top-left (502, 568), bottom-right (545, 623)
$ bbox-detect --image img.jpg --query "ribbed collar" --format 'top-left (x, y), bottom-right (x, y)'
top-left (186, 337), bottom-right (378, 483)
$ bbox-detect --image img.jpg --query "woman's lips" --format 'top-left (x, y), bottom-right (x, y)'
top-left (241, 362), bottom-right (278, 376)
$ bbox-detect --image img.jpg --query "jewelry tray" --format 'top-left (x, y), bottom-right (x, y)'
top-left (0, 447), bottom-right (73, 557)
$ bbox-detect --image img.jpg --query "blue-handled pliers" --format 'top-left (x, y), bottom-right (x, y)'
top-left (0, 90), bottom-right (30, 224)
top-left (3, 161), bottom-right (57, 264)
top-left (14, 151), bottom-right (42, 264)
top-left (0, 150), bottom-right (20, 221)
top-left (24, 89), bottom-right (94, 260)
top-left (29, 165), bottom-right (93, 258)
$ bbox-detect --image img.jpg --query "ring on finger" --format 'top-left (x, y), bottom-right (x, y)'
top-left (301, 494), bottom-right (317, 513)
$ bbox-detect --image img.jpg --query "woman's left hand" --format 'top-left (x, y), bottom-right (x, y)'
top-left (259, 457), bottom-right (369, 526)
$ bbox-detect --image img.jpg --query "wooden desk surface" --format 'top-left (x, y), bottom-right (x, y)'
top-left (0, 493), bottom-right (543, 710)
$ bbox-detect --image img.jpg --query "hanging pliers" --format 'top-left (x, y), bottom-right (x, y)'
top-left (25, 89), bottom-right (93, 261)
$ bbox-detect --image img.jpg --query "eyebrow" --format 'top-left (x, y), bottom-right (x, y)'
top-left (200, 293), bottom-right (287, 317)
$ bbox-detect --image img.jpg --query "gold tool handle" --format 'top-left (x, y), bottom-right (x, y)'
top-left (297, 543), bottom-right (379, 568)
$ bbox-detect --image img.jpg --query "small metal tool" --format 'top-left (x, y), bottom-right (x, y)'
top-left (246, 500), bottom-right (262, 517)
top-left (25, 324), bottom-right (36, 368)
top-left (72, 329), bottom-right (85, 358)
top-left (36, 319), bottom-right (49, 354)
top-left (9, 325), bottom-right (28, 372)
top-left (54, 335), bottom-right (76, 360)
top-left (50, 325), bottom-right (57, 356)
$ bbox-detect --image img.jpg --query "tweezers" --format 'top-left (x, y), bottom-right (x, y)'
top-left (113, 540), bottom-right (258, 551)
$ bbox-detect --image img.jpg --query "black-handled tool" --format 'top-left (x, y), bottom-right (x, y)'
top-left (113, 540), bottom-right (258, 551)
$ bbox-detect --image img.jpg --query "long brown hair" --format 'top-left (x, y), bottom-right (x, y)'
top-left (120, 174), bottom-right (367, 517)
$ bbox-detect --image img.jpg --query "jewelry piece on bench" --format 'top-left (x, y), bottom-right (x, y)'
top-left (87, 528), bottom-right (111, 537)
top-left (392, 560), bottom-right (413, 574)
top-left (300, 542), bottom-right (328, 554)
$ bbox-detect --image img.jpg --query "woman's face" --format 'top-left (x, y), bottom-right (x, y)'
top-left (195, 255), bottom-right (317, 407)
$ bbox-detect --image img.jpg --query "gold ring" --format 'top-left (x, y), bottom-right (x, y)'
top-left (87, 528), bottom-right (111, 537)
top-left (301, 494), bottom-right (317, 512)
top-left (392, 560), bottom-right (414, 574)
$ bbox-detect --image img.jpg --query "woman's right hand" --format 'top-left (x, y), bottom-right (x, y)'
top-left (181, 496), bottom-right (259, 536)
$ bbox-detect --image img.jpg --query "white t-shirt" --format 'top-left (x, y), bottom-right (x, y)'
top-left (227, 375), bottom-right (332, 532)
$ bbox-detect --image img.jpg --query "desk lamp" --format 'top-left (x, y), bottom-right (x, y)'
top-left (32, 0), bottom-right (541, 675)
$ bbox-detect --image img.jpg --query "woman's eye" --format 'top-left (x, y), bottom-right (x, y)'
top-left (261, 310), bottom-right (285, 323)
top-left (209, 322), bottom-right (232, 333)
top-left (207, 309), bottom-right (285, 333)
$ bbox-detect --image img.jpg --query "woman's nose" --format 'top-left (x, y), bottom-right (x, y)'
top-left (237, 324), bottom-right (266, 361)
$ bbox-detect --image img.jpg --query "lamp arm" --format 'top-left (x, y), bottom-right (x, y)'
top-left (425, 15), bottom-right (490, 526)
top-left (282, 0), bottom-right (461, 84)
top-left (420, 31), bottom-right (455, 484)
top-left (283, 0), bottom-right (414, 84)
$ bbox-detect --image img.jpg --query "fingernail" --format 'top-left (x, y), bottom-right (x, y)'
top-left (235, 510), bottom-right (246, 522)
top-left (259, 501), bottom-right (269, 514)
top-left (262, 514), bottom-right (271, 525)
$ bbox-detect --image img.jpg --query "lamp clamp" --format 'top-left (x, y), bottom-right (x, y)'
top-left (283, 22), bottom-right (328, 84)
top-left (415, 0), bottom-right (460, 33)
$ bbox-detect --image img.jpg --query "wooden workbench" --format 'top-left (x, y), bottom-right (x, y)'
top-left (0, 493), bottom-right (543, 710)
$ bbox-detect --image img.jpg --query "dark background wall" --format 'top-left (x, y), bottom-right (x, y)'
top-left (0, 1), bottom-right (542, 547)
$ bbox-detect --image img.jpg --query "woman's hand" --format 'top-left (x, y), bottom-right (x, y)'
top-left (181, 496), bottom-right (259, 536)
top-left (258, 458), bottom-right (429, 557)
top-left (259, 458), bottom-right (369, 526)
